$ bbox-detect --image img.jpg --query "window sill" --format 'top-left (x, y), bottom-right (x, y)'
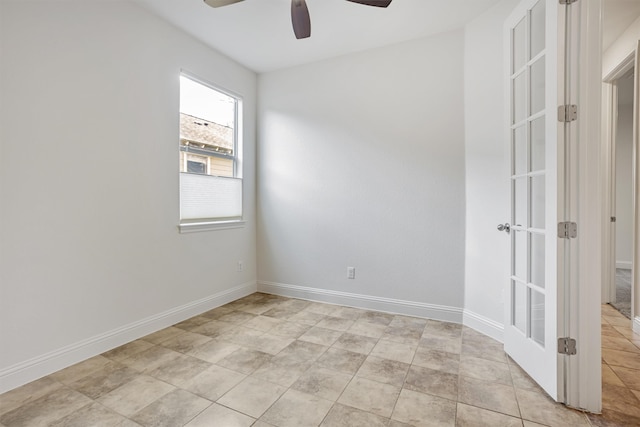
top-left (178, 220), bottom-right (246, 234)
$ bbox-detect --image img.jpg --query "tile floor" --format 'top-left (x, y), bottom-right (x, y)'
top-left (0, 294), bottom-right (639, 427)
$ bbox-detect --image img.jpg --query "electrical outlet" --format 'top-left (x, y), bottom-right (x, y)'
top-left (347, 267), bottom-right (356, 279)
top-left (237, 261), bottom-right (243, 272)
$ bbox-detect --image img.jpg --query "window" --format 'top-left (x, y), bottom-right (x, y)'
top-left (179, 74), bottom-right (243, 231)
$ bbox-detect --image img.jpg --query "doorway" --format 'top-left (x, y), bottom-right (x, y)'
top-left (610, 70), bottom-right (635, 320)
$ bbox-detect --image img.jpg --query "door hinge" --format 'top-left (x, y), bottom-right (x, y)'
top-left (559, 0), bottom-right (578, 4)
top-left (611, 216), bottom-right (617, 223)
top-left (558, 222), bottom-right (577, 239)
top-left (558, 105), bottom-right (578, 122)
top-left (558, 337), bottom-right (577, 355)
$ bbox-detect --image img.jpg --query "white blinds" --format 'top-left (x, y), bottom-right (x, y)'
top-left (180, 173), bottom-right (242, 220)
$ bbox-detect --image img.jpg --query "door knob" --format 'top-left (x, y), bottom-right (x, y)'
top-left (497, 223), bottom-right (511, 233)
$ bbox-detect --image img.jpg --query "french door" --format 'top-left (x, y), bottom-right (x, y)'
top-left (503, 0), bottom-right (563, 400)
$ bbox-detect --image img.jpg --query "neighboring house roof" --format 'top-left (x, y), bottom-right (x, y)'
top-left (180, 113), bottom-right (233, 151)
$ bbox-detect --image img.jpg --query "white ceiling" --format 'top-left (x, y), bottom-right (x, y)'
top-left (134, 0), bottom-right (503, 73)
top-left (603, 0), bottom-right (640, 51)
top-left (134, 0), bottom-right (640, 73)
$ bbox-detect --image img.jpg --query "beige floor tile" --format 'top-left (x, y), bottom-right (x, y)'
top-left (320, 403), bottom-right (389, 427)
top-left (185, 403), bottom-right (254, 427)
top-left (461, 340), bottom-right (507, 364)
top-left (369, 339), bottom-right (417, 364)
top-left (251, 360), bottom-right (312, 387)
top-left (130, 389), bottom-right (210, 427)
top-left (292, 367), bottom-right (352, 401)
top-left (200, 305), bottom-right (235, 319)
top-left (143, 327), bottom-right (185, 345)
top-left (273, 339), bottom-right (328, 364)
top-left (216, 347), bottom-right (272, 375)
top-left (0, 376), bottom-right (63, 417)
top-left (217, 326), bottom-right (266, 347)
top-left (97, 375), bottom-right (174, 417)
top-left (67, 362), bottom-right (139, 399)
top-left (187, 338), bottom-right (241, 363)
top-left (587, 408), bottom-right (640, 427)
top-left (601, 364), bottom-right (625, 387)
top-left (180, 364), bottom-right (246, 401)
top-left (217, 311), bottom-right (257, 325)
top-left (508, 359), bottom-right (541, 392)
top-left (601, 382), bottom-right (640, 418)
top-left (459, 355), bottom-right (512, 386)
top-left (405, 365), bottom-right (458, 401)
top-left (332, 332), bottom-right (378, 355)
top-left (102, 340), bottom-right (155, 362)
top-left (191, 319), bottom-right (238, 338)
top-left (423, 320), bottom-right (461, 340)
top-left (0, 387), bottom-right (92, 427)
top-left (316, 347), bottom-right (367, 375)
top-left (522, 422), bottom-right (546, 427)
top-left (303, 302), bottom-right (339, 316)
top-left (120, 345), bottom-right (183, 373)
top-left (331, 306), bottom-right (366, 320)
top-left (359, 311), bottom-right (394, 326)
top-left (217, 376), bottom-right (287, 418)
top-left (603, 315), bottom-right (633, 327)
top-left (245, 333), bottom-right (294, 355)
top-left (299, 326), bottom-right (344, 346)
top-left (603, 348), bottom-right (640, 370)
top-left (602, 334), bottom-right (640, 353)
top-left (243, 315), bottom-right (284, 332)
top-left (516, 387), bottom-right (589, 426)
top-left (419, 335), bottom-right (462, 355)
top-left (609, 365), bottom-right (640, 390)
top-left (391, 388), bottom-right (456, 427)
top-left (146, 353), bottom-right (211, 387)
top-left (49, 355), bottom-right (112, 385)
top-left (317, 316), bottom-right (356, 332)
top-left (412, 347), bottom-right (459, 375)
top-left (381, 327), bottom-right (423, 346)
top-left (268, 320), bottom-right (313, 338)
top-left (49, 402), bottom-right (135, 427)
top-left (288, 310), bottom-right (328, 325)
top-left (601, 324), bottom-right (623, 338)
top-left (458, 375), bottom-right (520, 418)
top-left (261, 307), bottom-right (301, 320)
top-left (356, 356), bottom-right (410, 387)
top-left (158, 331), bottom-right (211, 354)
top-left (348, 320), bottom-right (388, 339)
top-left (338, 376), bottom-right (401, 418)
top-left (261, 389), bottom-right (333, 427)
top-left (173, 315), bottom-right (211, 332)
top-left (612, 325), bottom-right (640, 340)
top-left (455, 403), bottom-right (523, 427)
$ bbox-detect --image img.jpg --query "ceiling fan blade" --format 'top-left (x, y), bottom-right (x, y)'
top-left (291, 0), bottom-right (311, 39)
top-left (203, 0), bottom-right (245, 8)
top-left (345, 0), bottom-right (392, 7)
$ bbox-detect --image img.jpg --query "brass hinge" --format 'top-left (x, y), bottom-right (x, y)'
top-left (558, 222), bottom-right (577, 239)
top-left (559, 0), bottom-right (578, 4)
top-left (558, 105), bottom-right (578, 122)
top-left (558, 337), bottom-right (577, 355)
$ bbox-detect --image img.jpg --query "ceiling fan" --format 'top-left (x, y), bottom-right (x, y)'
top-left (203, 0), bottom-right (393, 40)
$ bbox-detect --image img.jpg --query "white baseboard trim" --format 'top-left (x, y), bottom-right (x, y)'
top-left (0, 281), bottom-right (257, 394)
top-left (616, 261), bottom-right (633, 270)
top-left (634, 316), bottom-right (640, 334)
top-left (462, 310), bottom-right (504, 343)
top-left (257, 281), bottom-right (463, 324)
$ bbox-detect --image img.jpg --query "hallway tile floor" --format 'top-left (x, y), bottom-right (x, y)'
top-left (1, 294), bottom-right (639, 426)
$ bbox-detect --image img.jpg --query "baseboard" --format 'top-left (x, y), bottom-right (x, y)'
top-left (634, 316), bottom-right (640, 334)
top-left (0, 281), bottom-right (257, 394)
top-left (462, 310), bottom-right (504, 343)
top-left (257, 281), bottom-right (463, 324)
top-left (616, 261), bottom-right (633, 270)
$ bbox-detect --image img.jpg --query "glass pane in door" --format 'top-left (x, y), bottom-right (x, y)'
top-left (531, 175), bottom-right (545, 228)
top-left (513, 18), bottom-right (527, 72)
top-left (514, 280), bottom-right (527, 333)
top-left (514, 125), bottom-right (527, 175)
top-left (530, 57), bottom-right (546, 115)
top-left (530, 232), bottom-right (545, 288)
top-left (531, 117), bottom-right (545, 171)
top-left (531, 290), bottom-right (545, 346)
top-left (514, 73), bottom-right (527, 124)
top-left (530, 0), bottom-right (546, 58)
top-left (515, 178), bottom-right (527, 227)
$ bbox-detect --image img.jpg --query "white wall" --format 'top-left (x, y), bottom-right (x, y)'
top-left (0, 0), bottom-right (257, 392)
top-left (463, 0), bottom-right (518, 339)
top-left (257, 31), bottom-right (466, 317)
top-left (616, 102), bottom-right (634, 269)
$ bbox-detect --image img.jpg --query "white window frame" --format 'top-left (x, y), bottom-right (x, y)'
top-left (178, 71), bottom-right (245, 233)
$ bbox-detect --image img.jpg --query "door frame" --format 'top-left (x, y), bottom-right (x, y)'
top-left (563, 0), bottom-right (603, 413)
top-left (602, 53), bottom-right (635, 307)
